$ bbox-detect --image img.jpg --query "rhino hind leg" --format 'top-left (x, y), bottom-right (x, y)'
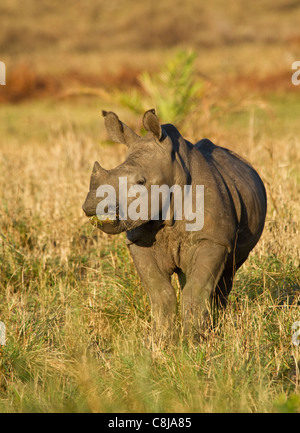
top-left (213, 268), bottom-right (235, 309)
top-left (213, 257), bottom-right (247, 308)
top-left (181, 241), bottom-right (228, 339)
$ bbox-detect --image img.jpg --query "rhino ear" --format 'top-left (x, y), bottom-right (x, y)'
top-left (143, 109), bottom-right (163, 141)
top-left (102, 110), bottom-right (139, 146)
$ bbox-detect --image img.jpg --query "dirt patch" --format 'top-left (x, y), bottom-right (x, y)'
top-left (0, 62), bottom-right (143, 103)
top-left (0, 61), bottom-right (297, 104)
top-left (222, 70), bottom-right (297, 96)
top-left (0, 63), bottom-right (60, 103)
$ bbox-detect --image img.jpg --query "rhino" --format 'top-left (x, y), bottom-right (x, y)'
top-left (82, 109), bottom-right (267, 338)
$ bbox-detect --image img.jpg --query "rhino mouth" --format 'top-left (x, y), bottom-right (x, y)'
top-left (88, 211), bottom-right (149, 233)
top-left (89, 213), bottom-right (119, 226)
top-left (88, 213), bottom-right (124, 234)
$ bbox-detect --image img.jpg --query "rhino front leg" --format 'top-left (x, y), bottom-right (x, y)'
top-left (128, 243), bottom-right (177, 337)
top-left (182, 241), bottom-right (228, 338)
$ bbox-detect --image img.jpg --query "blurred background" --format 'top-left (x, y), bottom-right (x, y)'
top-left (0, 0), bottom-right (299, 142)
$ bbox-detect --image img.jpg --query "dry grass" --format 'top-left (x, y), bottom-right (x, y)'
top-left (0, 91), bottom-right (299, 412)
top-left (0, 0), bottom-right (300, 414)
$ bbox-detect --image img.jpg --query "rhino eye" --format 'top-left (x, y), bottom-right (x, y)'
top-left (136, 177), bottom-right (146, 186)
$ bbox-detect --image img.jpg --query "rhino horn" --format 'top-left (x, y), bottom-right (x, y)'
top-left (89, 161), bottom-right (107, 190)
top-left (143, 109), bottom-right (163, 141)
top-left (102, 110), bottom-right (139, 146)
top-left (92, 161), bottom-right (107, 179)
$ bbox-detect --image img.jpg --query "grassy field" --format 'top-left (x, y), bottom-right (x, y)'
top-left (0, 0), bottom-right (300, 413)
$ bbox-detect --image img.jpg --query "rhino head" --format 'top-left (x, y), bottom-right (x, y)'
top-left (82, 109), bottom-right (188, 234)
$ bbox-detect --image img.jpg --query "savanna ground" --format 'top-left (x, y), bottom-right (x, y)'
top-left (0, 0), bottom-right (300, 413)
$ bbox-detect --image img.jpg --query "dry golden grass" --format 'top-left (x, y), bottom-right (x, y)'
top-left (0, 88), bottom-right (299, 412)
top-left (0, 0), bottom-right (300, 414)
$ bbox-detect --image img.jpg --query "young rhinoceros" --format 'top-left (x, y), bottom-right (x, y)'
top-left (82, 109), bottom-right (267, 337)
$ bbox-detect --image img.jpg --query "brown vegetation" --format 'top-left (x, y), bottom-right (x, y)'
top-left (0, 0), bottom-right (299, 413)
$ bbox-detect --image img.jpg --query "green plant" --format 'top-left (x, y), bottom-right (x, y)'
top-left (118, 50), bottom-right (203, 125)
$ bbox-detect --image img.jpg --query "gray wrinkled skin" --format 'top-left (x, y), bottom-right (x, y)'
top-left (83, 110), bottom-right (267, 338)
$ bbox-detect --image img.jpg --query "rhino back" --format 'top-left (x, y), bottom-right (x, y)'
top-left (192, 139), bottom-right (266, 258)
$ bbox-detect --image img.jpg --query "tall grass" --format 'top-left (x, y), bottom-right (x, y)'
top-left (0, 91), bottom-right (299, 412)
